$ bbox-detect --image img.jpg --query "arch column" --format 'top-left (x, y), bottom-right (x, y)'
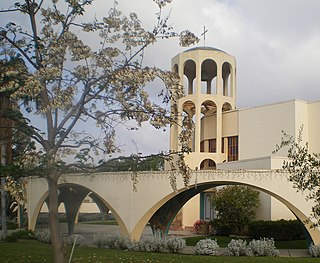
top-left (216, 105), bottom-right (222, 154)
top-left (231, 66), bottom-right (236, 99)
top-left (89, 192), bottom-right (109, 221)
top-left (194, 102), bottom-right (201, 153)
top-left (149, 185), bottom-right (208, 234)
top-left (216, 63), bottom-right (223, 95)
top-left (59, 186), bottom-right (90, 235)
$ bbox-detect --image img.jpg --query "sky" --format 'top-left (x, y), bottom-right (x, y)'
top-left (2, 0), bottom-right (320, 159)
top-left (105, 0), bottom-right (320, 157)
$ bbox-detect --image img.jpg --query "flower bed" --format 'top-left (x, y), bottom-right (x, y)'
top-left (193, 220), bottom-right (209, 234)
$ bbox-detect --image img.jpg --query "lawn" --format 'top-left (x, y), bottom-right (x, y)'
top-left (0, 240), bottom-right (317, 263)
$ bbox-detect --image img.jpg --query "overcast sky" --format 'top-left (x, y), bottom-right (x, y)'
top-left (2, 0), bottom-right (320, 159)
top-left (104, 0), bottom-right (320, 157)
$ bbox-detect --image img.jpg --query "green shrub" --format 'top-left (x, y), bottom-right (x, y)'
top-left (195, 238), bottom-right (219, 255)
top-left (166, 236), bottom-right (186, 253)
top-left (4, 234), bottom-right (18, 242)
top-left (226, 238), bottom-right (279, 257)
top-left (210, 219), bottom-right (232, 236)
top-left (35, 228), bottom-right (51, 243)
top-left (248, 220), bottom-right (304, 241)
top-left (13, 229), bottom-right (35, 240)
top-left (0, 221), bottom-right (18, 230)
top-left (211, 186), bottom-right (260, 234)
top-left (309, 244), bottom-right (320, 257)
top-left (226, 239), bottom-right (248, 256)
top-left (247, 238), bottom-right (279, 257)
top-left (3, 229), bottom-right (34, 243)
top-left (93, 233), bottom-right (186, 253)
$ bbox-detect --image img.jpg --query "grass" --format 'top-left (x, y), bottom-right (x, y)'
top-left (0, 240), bottom-right (318, 263)
top-left (185, 236), bottom-right (308, 249)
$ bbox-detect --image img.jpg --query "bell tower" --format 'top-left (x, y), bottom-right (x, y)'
top-left (170, 46), bottom-right (237, 169)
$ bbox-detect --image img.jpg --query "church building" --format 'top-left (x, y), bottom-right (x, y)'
top-left (168, 46), bottom-right (320, 228)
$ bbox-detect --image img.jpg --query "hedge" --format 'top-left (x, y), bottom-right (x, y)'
top-left (248, 220), bottom-right (305, 241)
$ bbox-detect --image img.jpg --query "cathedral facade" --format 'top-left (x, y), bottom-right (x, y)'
top-left (168, 46), bottom-right (320, 228)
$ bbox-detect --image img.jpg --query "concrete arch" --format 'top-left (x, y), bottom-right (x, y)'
top-left (30, 183), bottom-right (129, 237)
top-left (172, 63), bottom-right (178, 74)
top-left (182, 100), bottom-right (196, 117)
top-left (88, 192), bottom-right (109, 221)
top-left (23, 171), bottom-right (320, 244)
top-left (183, 59), bottom-right (196, 95)
top-left (131, 185), bottom-right (207, 240)
top-left (132, 179), bottom-right (319, 244)
top-left (222, 102), bottom-right (233, 112)
top-left (222, 62), bottom-right (232, 96)
top-left (200, 59), bottom-right (217, 94)
top-left (201, 100), bottom-right (217, 116)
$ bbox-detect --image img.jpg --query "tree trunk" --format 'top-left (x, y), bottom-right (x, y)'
top-left (47, 173), bottom-right (67, 263)
top-left (1, 177), bottom-right (7, 239)
top-left (1, 143), bottom-right (7, 239)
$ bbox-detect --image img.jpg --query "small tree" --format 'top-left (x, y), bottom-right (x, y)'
top-left (0, 56), bottom-right (29, 238)
top-left (96, 154), bottom-right (164, 172)
top-left (274, 126), bottom-right (320, 226)
top-left (211, 185), bottom-right (260, 234)
top-left (0, 0), bottom-right (198, 262)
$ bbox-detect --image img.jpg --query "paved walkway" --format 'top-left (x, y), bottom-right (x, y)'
top-left (60, 223), bottom-right (311, 257)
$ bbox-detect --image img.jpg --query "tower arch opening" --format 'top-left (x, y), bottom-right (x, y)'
top-left (183, 60), bottom-right (196, 95)
top-left (173, 64), bottom-right (178, 74)
top-left (222, 102), bottom-right (232, 112)
top-left (222, 62), bottom-right (232, 97)
top-left (201, 100), bottom-right (217, 116)
top-left (201, 59), bottom-right (217, 94)
top-left (182, 101), bottom-right (196, 152)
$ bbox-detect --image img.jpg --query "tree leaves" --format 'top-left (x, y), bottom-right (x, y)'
top-left (274, 126), bottom-right (320, 226)
top-left (211, 186), bottom-right (260, 233)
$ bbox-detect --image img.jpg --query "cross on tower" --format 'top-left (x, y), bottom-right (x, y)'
top-left (201, 26), bottom-right (208, 46)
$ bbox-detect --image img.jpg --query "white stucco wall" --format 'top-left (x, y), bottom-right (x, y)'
top-left (308, 100), bottom-right (320, 154)
top-left (238, 100), bottom-right (298, 160)
top-left (181, 195), bottom-right (200, 227)
top-left (200, 110), bottom-right (238, 140)
top-left (217, 156), bottom-right (295, 220)
top-left (222, 110), bottom-right (238, 137)
top-left (217, 156), bottom-right (285, 170)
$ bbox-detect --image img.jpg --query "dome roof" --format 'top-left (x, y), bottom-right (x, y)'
top-left (184, 46), bottom-right (226, 54)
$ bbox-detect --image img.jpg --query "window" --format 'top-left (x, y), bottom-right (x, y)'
top-left (200, 159), bottom-right (216, 170)
top-left (200, 141), bottom-right (204, 152)
top-left (208, 159), bottom-right (215, 167)
top-left (208, 139), bottom-right (216, 153)
top-left (228, 136), bottom-right (238, 161)
top-left (221, 138), bottom-right (225, 153)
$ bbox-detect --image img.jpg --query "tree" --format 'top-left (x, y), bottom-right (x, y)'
top-left (0, 56), bottom-right (29, 238)
top-left (96, 154), bottom-right (164, 172)
top-left (211, 185), bottom-right (260, 234)
top-left (274, 126), bottom-right (320, 227)
top-left (0, 0), bottom-right (198, 262)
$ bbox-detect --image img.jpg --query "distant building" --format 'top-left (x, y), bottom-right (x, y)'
top-left (168, 46), bottom-right (320, 228)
